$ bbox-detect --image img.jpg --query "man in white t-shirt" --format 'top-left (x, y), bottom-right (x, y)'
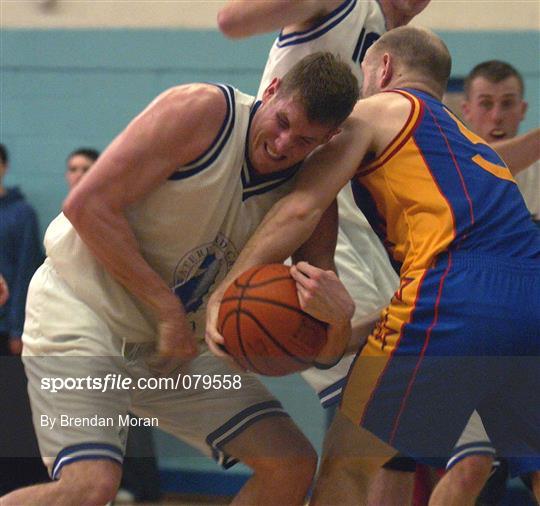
top-left (462, 60), bottom-right (540, 224)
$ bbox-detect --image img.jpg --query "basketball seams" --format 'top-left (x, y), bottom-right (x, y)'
top-left (238, 308), bottom-right (312, 365)
top-left (233, 275), bottom-right (292, 289)
top-left (220, 295), bottom-right (308, 316)
top-left (235, 265), bottom-right (267, 373)
top-left (218, 263), bottom-right (326, 376)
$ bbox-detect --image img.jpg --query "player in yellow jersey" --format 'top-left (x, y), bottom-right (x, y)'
top-left (207, 26), bottom-right (540, 505)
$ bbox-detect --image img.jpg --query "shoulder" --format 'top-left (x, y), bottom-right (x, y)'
top-left (349, 92), bottom-right (414, 154)
top-left (150, 83), bottom-right (230, 132)
top-left (354, 91), bottom-right (412, 116)
top-left (351, 92), bottom-right (414, 132)
top-left (137, 83), bottom-right (233, 159)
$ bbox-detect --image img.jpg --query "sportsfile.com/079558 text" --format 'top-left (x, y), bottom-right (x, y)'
top-left (40, 373), bottom-right (243, 393)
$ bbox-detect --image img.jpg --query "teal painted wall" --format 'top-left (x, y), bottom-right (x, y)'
top-left (2, 29), bottom-right (539, 233)
top-left (2, 28), bottom-right (539, 482)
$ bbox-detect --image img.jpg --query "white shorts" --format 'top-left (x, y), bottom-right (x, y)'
top-left (23, 262), bottom-right (287, 479)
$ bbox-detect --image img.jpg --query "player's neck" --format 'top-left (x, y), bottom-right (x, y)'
top-left (387, 77), bottom-right (443, 101)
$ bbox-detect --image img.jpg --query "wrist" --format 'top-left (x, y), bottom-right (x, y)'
top-left (154, 293), bottom-right (185, 320)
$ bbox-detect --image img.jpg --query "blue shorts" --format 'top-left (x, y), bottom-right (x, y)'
top-left (340, 252), bottom-right (540, 476)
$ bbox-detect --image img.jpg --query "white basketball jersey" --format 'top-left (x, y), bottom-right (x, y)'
top-left (257, 0), bottom-right (398, 316)
top-left (42, 85), bottom-right (300, 343)
top-left (514, 160), bottom-right (540, 220)
top-left (257, 0), bottom-right (386, 98)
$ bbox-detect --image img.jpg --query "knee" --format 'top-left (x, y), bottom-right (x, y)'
top-left (57, 460), bottom-right (121, 505)
top-left (447, 455), bottom-right (493, 495)
top-left (319, 452), bottom-right (378, 483)
top-left (251, 443), bottom-right (318, 486)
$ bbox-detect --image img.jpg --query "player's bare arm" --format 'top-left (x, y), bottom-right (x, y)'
top-left (492, 127), bottom-right (540, 175)
top-left (218, 0), bottom-right (344, 38)
top-left (290, 203), bottom-right (378, 364)
top-left (63, 84), bottom-right (227, 358)
top-left (290, 202), bottom-right (354, 366)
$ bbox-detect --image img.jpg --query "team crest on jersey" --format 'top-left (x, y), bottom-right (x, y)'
top-left (172, 234), bottom-right (238, 331)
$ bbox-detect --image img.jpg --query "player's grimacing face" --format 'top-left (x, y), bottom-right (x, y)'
top-left (462, 76), bottom-right (527, 143)
top-left (249, 86), bottom-right (338, 174)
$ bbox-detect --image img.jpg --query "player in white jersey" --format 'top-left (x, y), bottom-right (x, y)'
top-left (1, 53), bottom-right (360, 506)
top-left (219, 2), bottom-right (428, 503)
top-left (220, 0), bottom-right (419, 417)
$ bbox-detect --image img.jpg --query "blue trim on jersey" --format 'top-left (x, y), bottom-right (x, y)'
top-left (52, 443), bottom-right (123, 480)
top-left (319, 377), bottom-right (347, 408)
top-left (168, 84), bottom-right (236, 181)
top-left (352, 28), bottom-right (381, 65)
top-left (277, 0), bottom-right (356, 47)
top-left (242, 101), bottom-right (301, 201)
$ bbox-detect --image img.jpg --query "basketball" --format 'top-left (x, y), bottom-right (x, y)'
top-left (218, 264), bottom-right (327, 376)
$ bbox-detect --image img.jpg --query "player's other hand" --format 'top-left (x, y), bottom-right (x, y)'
top-left (290, 261), bottom-right (355, 325)
top-left (157, 311), bottom-right (198, 360)
top-left (204, 287), bottom-right (229, 359)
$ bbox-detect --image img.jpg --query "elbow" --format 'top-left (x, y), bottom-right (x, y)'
top-left (62, 191), bottom-right (83, 226)
top-left (288, 202), bottom-right (325, 236)
top-left (217, 10), bottom-right (245, 38)
top-left (63, 190), bottom-right (96, 229)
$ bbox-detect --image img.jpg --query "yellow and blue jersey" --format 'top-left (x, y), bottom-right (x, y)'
top-left (352, 88), bottom-right (540, 275)
top-left (341, 88), bottom-right (540, 475)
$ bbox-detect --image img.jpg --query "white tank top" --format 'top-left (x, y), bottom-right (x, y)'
top-left (514, 160), bottom-right (540, 220)
top-left (44, 85), bottom-right (300, 343)
top-left (258, 0), bottom-right (386, 98)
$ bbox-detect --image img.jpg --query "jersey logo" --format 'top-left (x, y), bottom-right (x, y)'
top-left (444, 109), bottom-right (513, 182)
top-left (352, 29), bottom-right (380, 65)
top-left (172, 234), bottom-right (237, 331)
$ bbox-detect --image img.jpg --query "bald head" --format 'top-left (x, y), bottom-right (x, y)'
top-left (362, 26), bottom-right (451, 98)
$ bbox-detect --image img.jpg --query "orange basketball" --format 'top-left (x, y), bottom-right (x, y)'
top-left (218, 264), bottom-right (327, 376)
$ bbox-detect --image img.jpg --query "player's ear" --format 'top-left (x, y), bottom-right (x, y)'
top-left (380, 53), bottom-right (393, 88)
top-left (323, 128), bottom-right (341, 144)
top-left (519, 100), bottom-right (528, 121)
top-left (461, 99), bottom-right (471, 120)
top-left (262, 78), bottom-right (281, 103)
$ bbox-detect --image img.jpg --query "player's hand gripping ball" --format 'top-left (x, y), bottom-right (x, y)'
top-left (217, 264), bottom-right (327, 376)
